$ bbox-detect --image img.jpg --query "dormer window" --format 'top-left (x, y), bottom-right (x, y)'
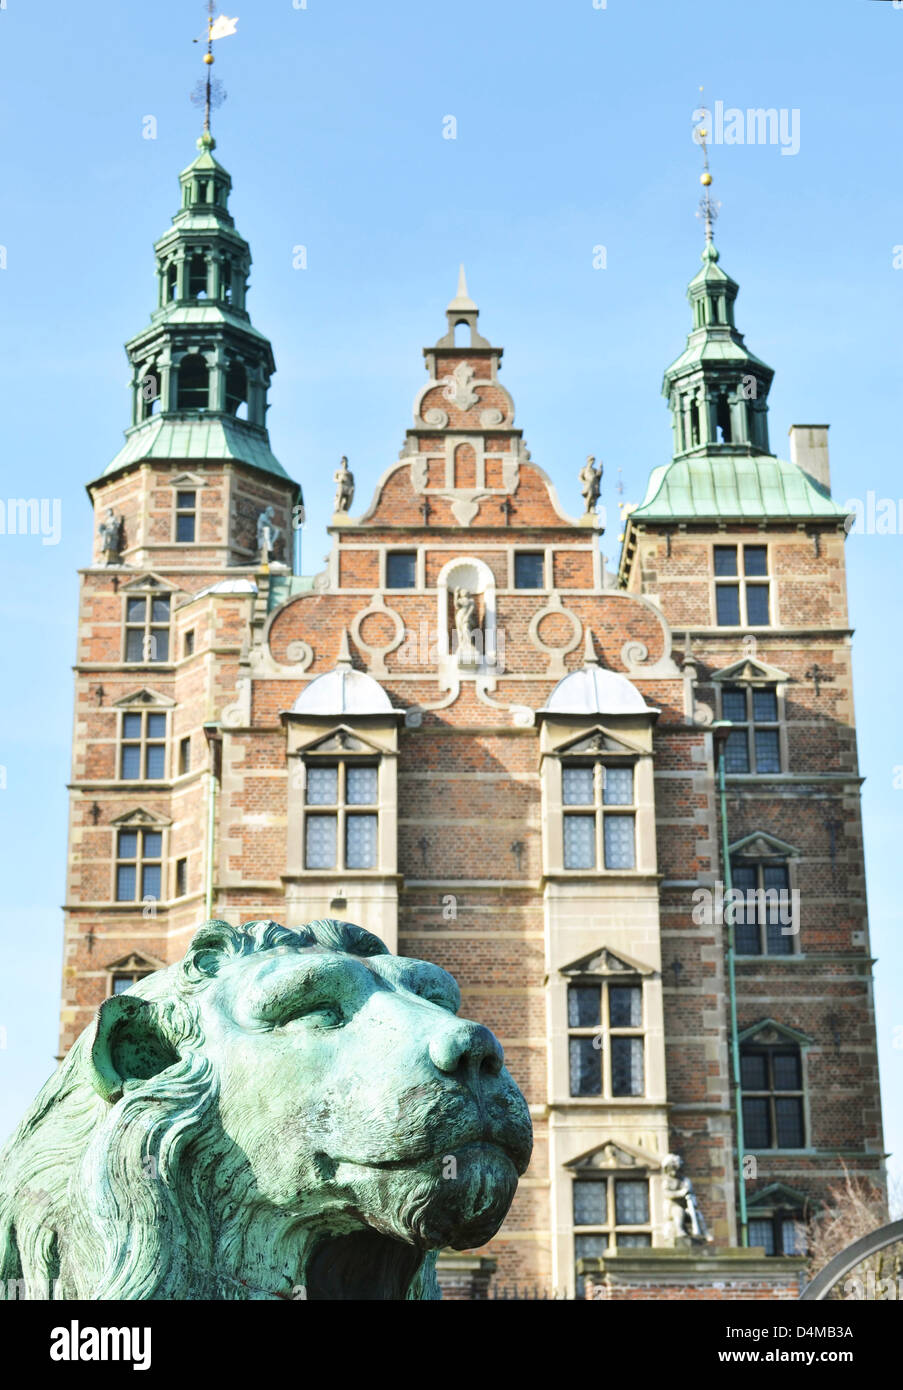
top-left (562, 762), bottom-right (635, 871)
top-left (304, 759), bottom-right (379, 871)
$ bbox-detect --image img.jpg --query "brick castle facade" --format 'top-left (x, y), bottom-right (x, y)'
top-left (59, 134), bottom-right (885, 1297)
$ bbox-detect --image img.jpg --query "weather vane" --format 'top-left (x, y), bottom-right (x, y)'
top-left (191, 5), bottom-right (239, 138)
top-left (694, 85), bottom-right (721, 245)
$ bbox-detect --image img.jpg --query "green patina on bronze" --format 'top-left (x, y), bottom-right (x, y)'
top-left (0, 919), bottom-right (532, 1301)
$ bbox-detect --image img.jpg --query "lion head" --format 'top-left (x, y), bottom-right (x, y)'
top-left (0, 918), bottom-right (532, 1300)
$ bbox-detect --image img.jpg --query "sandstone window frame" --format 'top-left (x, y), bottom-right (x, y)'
top-left (572, 1172), bottom-right (652, 1295)
top-left (540, 723), bottom-right (656, 881)
top-left (727, 830), bottom-right (801, 957)
top-left (114, 825), bottom-right (165, 905)
top-left (283, 721), bottom-right (400, 889)
top-left (746, 1183), bottom-right (810, 1257)
top-left (119, 706), bottom-right (168, 782)
top-left (730, 857), bottom-right (798, 957)
top-left (739, 1020), bottom-right (813, 1154)
top-left (104, 951), bottom-right (165, 999)
top-left (711, 542), bottom-right (773, 628)
top-left (383, 548), bottom-right (420, 590)
top-left (123, 583), bottom-right (172, 665)
top-left (174, 855), bottom-right (189, 899)
top-left (711, 658), bottom-right (791, 777)
top-left (719, 682), bottom-right (782, 774)
top-left (566, 975), bottom-right (645, 1099)
top-left (301, 752), bottom-right (382, 873)
top-left (560, 753), bottom-right (639, 873)
top-left (513, 550), bottom-right (546, 590)
top-left (174, 489), bottom-right (197, 543)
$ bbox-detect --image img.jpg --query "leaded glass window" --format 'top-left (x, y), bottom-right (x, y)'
top-left (120, 709), bottom-right (167, 780)
top-left (566, 980), bottom-right (644, 1097)
top-left (741, 1044), bottom-right (806, 1150)
top-left (561, 762), bottom-right (636, 871)
top-left (572, 1176), bottom-right (652, 1294)
top-left (302, 759), bottom-right (379, 871)
top-left (719, 683), bottom-right (782, 774)
top-left (730, 860), bottom-right (795, 955)
top-left (115, 828), bottom-right (163, 903)
top-left (124, 594), bottom-right (170, 663)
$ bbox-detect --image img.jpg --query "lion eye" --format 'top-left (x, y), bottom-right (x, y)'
top-left (419, 990), bottom-right (457, 1014)
top-left (283, 1003), bottom-right (344, 1029)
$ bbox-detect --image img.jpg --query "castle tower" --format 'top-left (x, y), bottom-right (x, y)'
top-left (59, 133), bottom-right (302, 1054)
top-left (618, 215), bottom-right (885, 1269)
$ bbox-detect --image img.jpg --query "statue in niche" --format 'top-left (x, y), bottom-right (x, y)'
top-left (98, 507), bottom-right (124, 565)
top-left (256, 505), bottom-right (283, 562)
top-left (453, 587), bottom-right (478, 663)
top-left (662, 1152), bottom-right (713, 1246)
top-left (579, 455), bottom-right (603, 514)
top-left (333, 456), bottom-right (354, 514)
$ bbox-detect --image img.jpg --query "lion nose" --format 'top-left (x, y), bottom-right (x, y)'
top-left (429, 1021), bottom-right (504, 1080)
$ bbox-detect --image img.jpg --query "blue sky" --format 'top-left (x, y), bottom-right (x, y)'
top-left (1, 0), bottom-right (901, 1196)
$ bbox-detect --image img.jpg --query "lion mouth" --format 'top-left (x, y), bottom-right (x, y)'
top-left (305, 1229), bottom-right (424, 1301)
top-left (335, 1126), bottom-right (531, 1177)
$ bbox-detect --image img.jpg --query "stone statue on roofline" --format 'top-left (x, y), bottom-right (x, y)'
top-left (579, 455), bottom-right (602, 514)
top-left (334, 456), bottom-right (354, 514)
top-left (98, 507), bottom-right (124, 565)
top-left (256, 505), bottom-right (283, 562)
top-left (662, 1152), bottom-right (714, 1246)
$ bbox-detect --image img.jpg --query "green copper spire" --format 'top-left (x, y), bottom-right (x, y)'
top-left (627, 135), bottom-right (847, 528)
top-left (662, 239), bottom-right (774, 460)
top-left (96, 134), bottom-right (294, 486)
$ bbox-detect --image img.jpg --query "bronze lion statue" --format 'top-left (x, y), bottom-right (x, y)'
top-left (0, 918), bottom-right (532, 1300)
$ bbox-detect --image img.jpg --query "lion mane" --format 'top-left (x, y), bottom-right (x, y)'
top-left (0, 918), bottom-right (444, 1300)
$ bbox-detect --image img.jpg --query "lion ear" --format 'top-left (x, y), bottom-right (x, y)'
top-left (87, 994), bottom-right (180, 1104)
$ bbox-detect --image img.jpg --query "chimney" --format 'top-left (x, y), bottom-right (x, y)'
top-left (789, 424), bottom-right (831, 494)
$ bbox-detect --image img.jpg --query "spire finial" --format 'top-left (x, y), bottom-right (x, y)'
top-left (447, 264), bottom-right (478, 313)
top-left (583, 628), bottom-right (600, 667)
top-left (336, 629), bottom-right (353, 668)
top-left (191, 6), bottom-right (238, 145)
top-left (694, 87), bottom-right (720, 256)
